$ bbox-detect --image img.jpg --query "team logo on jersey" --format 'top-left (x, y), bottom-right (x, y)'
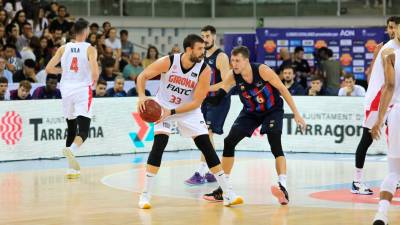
top-left (240, 85), bottom-right (245, 91)
top-left (191, 72), bottom-right (198, 78)
top-left (256, 81), bottom-right (263, 88)
top-left (269, 120), bottom-right (275, 128)
top-left (208, 59), bottom-right (214, 64)
top-left (256, 96), bottom-right (265, 104)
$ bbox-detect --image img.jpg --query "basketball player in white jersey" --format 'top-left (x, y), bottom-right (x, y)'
top-left (136, 34), bottom-right (243, 209)
top-left (371, 36), bottom-right (400, 225)
top-left (46, 18), bottom-right (99, 178)
top-left (351, 16), bottom-right (400, 195)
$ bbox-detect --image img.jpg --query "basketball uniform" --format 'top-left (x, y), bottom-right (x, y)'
top-left (231, 63), bottom-right (284, 136)
top-left (154, 54), bottom-right (208, 137)
top-left (363, 39), bottom-right (400, 129)
top-left (386, 49), bottom-right (400, 158)
top-left (60, 42), bottom-right (93, 120)
top-left (201, 49), bottom-right (231, 134)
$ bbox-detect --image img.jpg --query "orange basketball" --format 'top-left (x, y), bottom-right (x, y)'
top-left (139, 99), bottom-right (162, 123)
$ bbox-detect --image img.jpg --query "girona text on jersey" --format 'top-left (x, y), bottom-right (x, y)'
top-left (166, 74), bottom-right (196, 96)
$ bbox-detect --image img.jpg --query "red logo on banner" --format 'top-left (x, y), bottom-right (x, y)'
top-left (365, 40), bottom-right (378, 53)
top-left (340, 53), bottom-right (353, 66)
top-left (314, 40), bottom-right (327, 49)
top-left (263, 40), bottom-right (276, 53)
top-left (0, 111), bottom-right (23, 145)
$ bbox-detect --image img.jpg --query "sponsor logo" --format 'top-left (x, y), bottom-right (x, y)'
top-left (365, 40), bottom-right (378, 53)
top-left (314, 40), bottom-right (327, 49)
top-left (340, 53), bottom-right (353, 66)
top-left (263, 40), bottom-right (277, 53)
top-left (129, 113), bottom-right (154, 148)
top-left (0, 111), bottom-right (23, 145)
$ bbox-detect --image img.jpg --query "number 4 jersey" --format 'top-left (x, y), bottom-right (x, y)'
top-left (156, 53), bottom-right (207, 109)
top-left (60, 42), bottom-right (93, 96)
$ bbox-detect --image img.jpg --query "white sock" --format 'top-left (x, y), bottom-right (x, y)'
top-left (143, 172), bottom-right (156, 196)
top-left (226, 174), bottom-right (232, 190)
top-left (69, 143), bottom-right (79, 154)
top-left (354, 168), bottom-right (363, 182)
top-left (378, 199), bottom-right (390, 215)
top-left (214, 170), bottom-right (230, 195)
top-left (197, 162), bottom-right (208, 176)
top-left (278, 174), bottom-right (287, 188)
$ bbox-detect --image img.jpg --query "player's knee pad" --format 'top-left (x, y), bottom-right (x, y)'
top-left (194, 134), bottom-right (220, 169)
top-left (77, 116), bottom-right (91, 142)
top-left (223, 128), bottom-right (246, 157)
top-left (380, 172), bottom-right (400, 195)
top-left (267, 133), bottom-right (284, 158)
top-left (66, 119), bottom-right (77, 147)
top-left (147, 134), bottom-right (169, 167)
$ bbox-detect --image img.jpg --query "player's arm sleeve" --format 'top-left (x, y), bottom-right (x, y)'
top-left (377, 50), bottom-right (396, 123)
top-left (259, 64), bottom-right (301, 116)
top-left (45, 46), bottom-right (65, 75)
top-left (88, 46), bottom-right (99, 83)
top-left (175, 66), bottom-right (211, 114)
top-left (136, 56), bottom-right (171, 97)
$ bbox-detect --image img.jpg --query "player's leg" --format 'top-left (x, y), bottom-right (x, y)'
top-left (186, 98), bottom-right (230, 185)
top-left (138, 120), bottom-right (171, 209)
top-left (373, 106), bottom-right (400, 225)
top-left (179, 112), bottom-right (243, 206)
top-left (352, 127), bottom-right (374, 195)
top-left (203, 110), bottom-right (257, 202)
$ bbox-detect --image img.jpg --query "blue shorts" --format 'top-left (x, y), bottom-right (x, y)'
top-left (201, 95), bottom-right (231, 135)
top-left (231, 108), bottom-right (284, 137)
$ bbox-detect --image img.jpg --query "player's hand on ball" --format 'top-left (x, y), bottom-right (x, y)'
top-left (294, 114), bottom-right (306, 132)
top-left (155, 107), bottom-right (171, 124)
top-left (138, 96), bottom-right (150, 113)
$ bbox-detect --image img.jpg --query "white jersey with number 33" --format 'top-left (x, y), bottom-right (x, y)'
top-left (156, 54), bottom-right (205, 109)
top-left (60, 42), bottom-right (92, 96)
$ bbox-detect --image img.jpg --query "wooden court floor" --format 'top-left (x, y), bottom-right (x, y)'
top-left (1, 158), bottom-right (400, 225)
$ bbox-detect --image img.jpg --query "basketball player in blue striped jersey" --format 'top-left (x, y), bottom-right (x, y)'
top-left (203, 46), bottom-right (306, 205)
top-left (185, 25), bottom-right (231, 185)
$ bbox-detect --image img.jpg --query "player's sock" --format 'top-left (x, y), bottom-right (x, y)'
top-left (354, 168), bottom-right (363, 182)
top-left (226, 174), bottom-right (232, 190)
top-left (143, 172), bottom-right (156, 196)
top-left (214, 170), bottom-right (229, 193)
top-left (278, 174), bottom-right (287, 188)
top-left (197, 162), bottom-right (208, 177)
top-left (378, 199), bottom-right (390, 215)
top-left (69, 143), bottom-right (79, 154)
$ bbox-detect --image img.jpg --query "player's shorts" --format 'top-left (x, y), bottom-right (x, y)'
top-left (387, 104), bottom-right (400, 158)
top-left (362, 109), bottom-right (389, 129)
top-left (62, 86), bottom-right (93, 120)
top-left (230, 108), bottom-right (284, 137)
top-left (201, 94), bottom-right (231, 135)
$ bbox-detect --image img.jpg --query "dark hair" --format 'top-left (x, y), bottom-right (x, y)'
top-left (387, 16), bottom-right (400, 25)
top-left (4, 43), bottom-right (17, 51)
top-left (29, 36), bottom-right (41, 50)
top-left (46, 74), bottom-right (58, 81)
top-left (231, 46), bottom-right (250, 59)
top-left (97, 79), bottom-right (107, 86)
top-left (343, 73), bottom-right (355, 81)
top-left (19, 80), bottom-right (32, 90)
top-left (102, 57), bottom-right (115, 68)
top-left (310, 75), bottom-right (324, 82)
top-left (201, 25), bottom-right (216, 34)
top-left (282, 65), bottom-right (294, 73)
top-left (102, 21), bottom-right (111, 28)
top-left (294, 46), bottom-right (304, 53)
top-left (183, 34), bottom-right (204, 51)
top-left (146, 45), bottom-right (159, 59)
top-left (327, 49), bottom-right (333, 58)
top-left (0, 76), bottom-right (8, 84)
top-left (120, 29), bottom-right (128, 36)
top-left (58, 5), bottom-right (67, 11)
top-left (24, 59), bottom-right (36, 68)
top-left (90, 23), bottom-right (99, 29)
top-left (73, 18), bottom-right (89, 34)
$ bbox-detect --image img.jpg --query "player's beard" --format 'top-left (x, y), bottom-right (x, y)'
top-left (190, 53), bottom-right (204, 63)
top-left (205, 41), bottom-right (214, 50)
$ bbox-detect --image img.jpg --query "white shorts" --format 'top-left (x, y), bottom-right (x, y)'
top-left (387, 104), bottom-right (400, 158)
top-left (62, 87), bottom-right (93, 120)
top-left (155, 110), bottom-right (208, 138)
top-left (362, 110), bottom-right (389, 129)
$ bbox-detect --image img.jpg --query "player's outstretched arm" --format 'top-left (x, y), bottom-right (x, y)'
top-left (259, 64), bottom-right (306, 130)
top-left (137, 56), bottom-right (170, 112)
top-left (371, 49), bottom-right (396, 140)
top-left (45, 46), bottom-right (65, 75)
top-left (217, 52), bottom-right (231, 81)
top-left (88, 46), bottom-right (99, 83)
top-left (210, 70), bottom-right (235, 92)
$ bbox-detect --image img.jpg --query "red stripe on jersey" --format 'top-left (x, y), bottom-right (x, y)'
top-left (265, 83), bottom-right (275, 106)
top-left (87, 86), bottom-right (93, 112)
